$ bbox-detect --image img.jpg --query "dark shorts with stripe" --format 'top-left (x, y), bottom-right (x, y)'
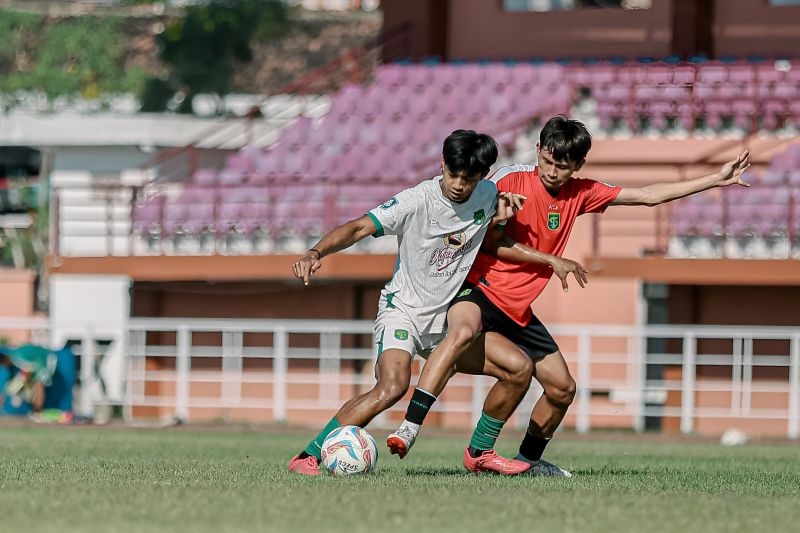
top-left (449, 282), bottom-right (559, 361)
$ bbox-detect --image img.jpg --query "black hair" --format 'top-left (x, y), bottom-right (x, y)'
top-left (539, 115), bottom-right (592, 163)
top-left (442, 130), bottom-right (498, 177)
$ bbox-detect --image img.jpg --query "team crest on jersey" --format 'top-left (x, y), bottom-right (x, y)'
top-left (547, 212), bottom-right (561, 231)
top-left (380, 197), bottom-right (398, 209)
top-left (473, 209), bottom-right (485, 225)
top-left (443, 231), bottom-right (467, 249)
top-left (394, 329), bottom-right (409, 340)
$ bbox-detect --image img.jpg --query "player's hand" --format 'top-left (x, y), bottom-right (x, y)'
top-left (716, 149), bottom-right (751, 188)
top-left (550, 256), bottom-right (589, 292)
top-left (495, 192), bottom-right (526, 222)
top-left (292, 250), bottom-right (322, 286)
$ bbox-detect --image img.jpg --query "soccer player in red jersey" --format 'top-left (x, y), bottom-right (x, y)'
top-left (388, 115), bottom-right (751, 476)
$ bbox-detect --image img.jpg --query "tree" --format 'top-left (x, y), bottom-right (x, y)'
top-left (158, 0), bottom-right (288, 113)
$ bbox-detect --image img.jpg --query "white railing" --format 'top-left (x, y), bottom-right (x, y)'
top-left (1, 317), bottom-right (798, 438)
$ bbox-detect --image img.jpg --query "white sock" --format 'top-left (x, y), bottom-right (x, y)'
top-left (397, 419), bottom-right (420, 438)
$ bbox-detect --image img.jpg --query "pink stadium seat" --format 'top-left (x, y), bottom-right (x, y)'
top-left (431, 64), bottom-right (459, 89)
top-left (162, 202), bottom-right (188, 236)
top-left (374, 65), bottom-right (406, 89)
top-left (693, 83), bottom-right (715, 100)
top-left (484, 64), bottom-right (512, 89)
top-left (732, 100), bottom-right (757, 129)
top-left (132, 200), bottom-right (163, 234)
top-left (383, 86), bottom-right (412, 117)
top-left (509, 64), bottom-right (540, 89)
top-left (672, 66), bottom-right (696, 85)
top-left (660, 85), bottom-right (692, 102)
top-left (772, 83), bottom-right (798, 100)
top-left (644, 66), bottom-right (673, 85)
top-left (537, 64), bottom-right (565, 86)
top-left (404, 65), bottom-right (433, 92)
top-left (218, 168), bottom-right (247, 186)
top-left (728, 65), bottom-right (755, 85)
top-left (755, 64), bottom-right (785, 84)
top-left (240, 202), bottom-right (269, 234)
top-left (185, 203), bottom-right (216, 234)
top-left (279, 117), bottom-right (312, 146)
top-left (192, 168), bottom-right (217, 186)
top-left (697, 65), bottom-right (728, 85)
top-left (457, 64), bottom-right (487, 87)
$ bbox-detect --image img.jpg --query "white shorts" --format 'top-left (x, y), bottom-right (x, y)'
top-left (374, 305), bottom-right (444, 360)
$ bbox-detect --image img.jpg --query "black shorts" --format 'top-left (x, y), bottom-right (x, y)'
top-left (450, 282), bottom-right (559, 361)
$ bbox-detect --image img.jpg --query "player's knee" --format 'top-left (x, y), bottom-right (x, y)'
top-left (376, 378), bottom-right (408, 406)
top-left (448, 324), bottom-right (479, 351)
top-left (508, 356), bottom-right (534, 389)
top-left (547, 377), bottom-right (576, 408)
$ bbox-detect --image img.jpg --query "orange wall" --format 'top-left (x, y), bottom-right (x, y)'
top-left (0, 268), bottom-right (36, 344)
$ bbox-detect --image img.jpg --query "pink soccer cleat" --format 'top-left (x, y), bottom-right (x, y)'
top-left (287, 454), bottom-right (322, 476)
top-left (462, 447), bottom-right (532, 475)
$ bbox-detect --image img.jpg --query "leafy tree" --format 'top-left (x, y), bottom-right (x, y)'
top-left (0, 10), bottom-right (40, 94)
top-left (158, 0), bottom-right (289, 113)
top-left (26, 17), bottom-right (144, 101)
top-left (1, 14), bottom-right (144, 105)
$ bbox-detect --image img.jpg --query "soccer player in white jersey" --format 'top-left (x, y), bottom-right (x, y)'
top-left (288, 130), bottom-right (534, 476)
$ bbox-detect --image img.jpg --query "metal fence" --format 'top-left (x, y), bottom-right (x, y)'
top-left (1, 317), bottom-right (798, 437)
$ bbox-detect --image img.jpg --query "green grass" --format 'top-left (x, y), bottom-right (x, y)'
top-left (1, 426), bottom-right (799, 533)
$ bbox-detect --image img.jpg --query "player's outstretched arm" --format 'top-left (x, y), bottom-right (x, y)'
top-left (292, 215), bottom-right (377, 285)
top-left (611, 149), bottom-right (751, 207)
top-left (481, 230), bottom-right (588, 292)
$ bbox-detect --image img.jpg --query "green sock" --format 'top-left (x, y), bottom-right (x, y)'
top-left (304, 416), bottom-right (340, 460)
top-left (469, 411), bottom-right (506, 452)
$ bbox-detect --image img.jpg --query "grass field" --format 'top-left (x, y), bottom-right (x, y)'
top-left (1, 425), bottom-right (799, 533)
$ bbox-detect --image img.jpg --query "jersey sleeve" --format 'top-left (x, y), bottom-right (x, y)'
top-left (490, 165), bottom-right (524, 194)
top-left (366, 187), bottom-right (419, 237)
top-left (579, 179), bottom-right (622, 215)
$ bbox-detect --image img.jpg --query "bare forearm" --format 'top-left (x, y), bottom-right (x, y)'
top-left (311, 223), bottom-right (367, 257)
top-left (640, 171), bottom-right (722, 205)
top-left (483, 235), bottom-right (555, 267)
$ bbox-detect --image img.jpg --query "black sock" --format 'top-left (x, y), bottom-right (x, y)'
top-left (519, 432), bottom-right (550, 461)
top-left (405, 388), bottom-right (437, 425)
top-left (468, 446), bottom-right (487, 458)
top-left (298, 451), bottom-right (310, 459)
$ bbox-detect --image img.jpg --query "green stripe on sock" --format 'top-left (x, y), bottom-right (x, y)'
top-left (469, 411), bottom-right (506, 452)
top-left (304, 416), bottom-right (340, 460)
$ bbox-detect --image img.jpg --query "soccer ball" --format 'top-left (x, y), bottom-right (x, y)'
top-left (320, 425), bottom-right (378, 476)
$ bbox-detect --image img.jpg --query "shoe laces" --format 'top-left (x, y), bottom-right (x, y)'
top-left (395, 426), bottom-right (416, 442)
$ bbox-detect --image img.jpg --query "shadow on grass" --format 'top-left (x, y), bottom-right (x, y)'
top-left (572, 467), bottom-right (649, 476)
top-left (404, 467), bottom-right (471, 476)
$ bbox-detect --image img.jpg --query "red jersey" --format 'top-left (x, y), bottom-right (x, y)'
top-left (467, 164), bottom-right (621, 325)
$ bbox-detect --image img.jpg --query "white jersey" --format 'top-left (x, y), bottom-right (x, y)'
top-left (366, 177), bottom-right (498, 335)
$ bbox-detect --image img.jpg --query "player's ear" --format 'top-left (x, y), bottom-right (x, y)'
top-left (574, 158), bottom-right (585, 171)
top-left (440, 157), bottom-right (446, 175)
